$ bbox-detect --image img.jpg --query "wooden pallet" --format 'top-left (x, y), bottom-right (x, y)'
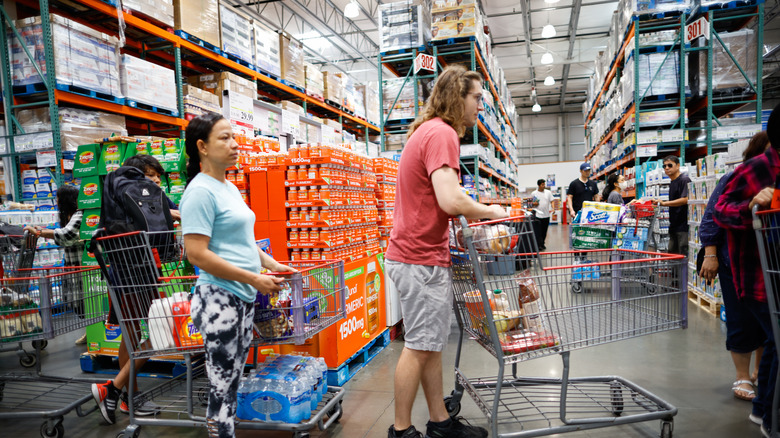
top-left (688, 288), bottom-right (721, 316)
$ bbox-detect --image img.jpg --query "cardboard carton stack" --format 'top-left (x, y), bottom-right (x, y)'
top-left (173, 0), bottom-right (221, 48)
top-left (122, 0), bottom-right (174, 27)
top-left (431, 0), bottom-right (484, 44)
top-left (305, 63), bottom-right (325, 100)
top-left (253, 21), bottom-right (281, 78)
top-left (323, 72), bottom-right (344, 106)
top-left (183, 85), bottom-right (221, 120)
top-left (187, 72), bottom-right (256, 106)
top-left (120, 54), bottom-right (178, 114)
top-left (378, 0), bottom-right (432, 52)
top-left (357, 84), bottom-right (380, 126)
top-left (280, 32), bottom-right (305, 89)
top-left (220, 4), bottom-right (254, 64)
top-left (10, 14), bottom-right (121, 97)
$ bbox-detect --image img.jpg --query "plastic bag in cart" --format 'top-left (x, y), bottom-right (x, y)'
top-left (498, 328), bottom-right (560, 355)
top-left (455, 224), bottom-right (513, 254)
top-left (254, 285), bottom-right (293, 340)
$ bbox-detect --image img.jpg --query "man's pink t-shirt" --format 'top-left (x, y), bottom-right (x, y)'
top-left (386, 117), bottom-right (460, 267)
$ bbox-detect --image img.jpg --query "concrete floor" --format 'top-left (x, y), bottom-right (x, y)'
top-left (0, 224), bottom-right (765, 437)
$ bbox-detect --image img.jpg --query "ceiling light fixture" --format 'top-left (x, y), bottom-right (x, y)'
top-left (344, 0), bottom-right (360, 18)
top-left (541, 24), bottom-right (556, 38)
top-left (544, 0), bottom-right (560, 4)
top-left (544, 76), bottom-right (555, 86)
top-left (532, 103), bottom-right (542, 112)
top-left (540, 52), bottom-right (554, 65)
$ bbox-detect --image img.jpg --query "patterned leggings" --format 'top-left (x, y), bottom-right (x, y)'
top-left (191, 284), bottom-right (254, 438)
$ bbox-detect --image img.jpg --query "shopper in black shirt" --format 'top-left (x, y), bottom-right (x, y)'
top-left (567, 162), bottom-right (601, 221)
top-left (658, 155), bottom-right (690, 256)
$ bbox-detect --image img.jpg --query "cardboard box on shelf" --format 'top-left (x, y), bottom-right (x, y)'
top-left (280, 32), bottom-right (305, 89)
top-left (357, 84), bottom-right (380, 125)
top-left (323, 71), bottom-right (343, 105)
top-left (219, 3), bottom-right (254, 64)
top-left (182, 84), bottom-right (221, 119)
top-left (432, 0), bottom-right (475, 11)
top-left (378, 0), bottom-right (432, 52)
top-left (304, 63), bottom-right (324, 100)
top-left (10, 14), bottom-right (121, 96)
top-left (432, 4), bottom-right (478, 21)
top-left (120, 54), bottom-right (178, 113)
top-left (253, 21), bottom-right (281, 78)
top-left (431, 17), bottom-right (481, 40)
top-left (122, 0), bottom-right (174, 27)
top-left (281, 101), bottom-right (305, 115)
top-left (188, 72), bottom-right (256, 105)
top-left (173, 0), bottom-right (220, 48)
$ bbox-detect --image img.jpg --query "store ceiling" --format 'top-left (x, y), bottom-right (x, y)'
top-left (231, 0), bottom-right (779, 116)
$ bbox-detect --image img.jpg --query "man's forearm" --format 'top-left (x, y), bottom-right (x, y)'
top-left (662, 197), bottom-right (688, 207)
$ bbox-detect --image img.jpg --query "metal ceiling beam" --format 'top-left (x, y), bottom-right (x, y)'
top-left (491, 31), bottom-right (607, 47)
top-left (560, 0), bottom-right (583, 111)
top-left (486, 0), bottom-right (617, 18)
top-left (518, 0), bottom-right (536, 89)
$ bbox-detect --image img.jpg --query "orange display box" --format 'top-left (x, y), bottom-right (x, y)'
top-left (278, 253), bottom-right (386, 368)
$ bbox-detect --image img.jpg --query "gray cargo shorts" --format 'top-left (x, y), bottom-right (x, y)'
top-left (386, 259), bottom-right (453, 352)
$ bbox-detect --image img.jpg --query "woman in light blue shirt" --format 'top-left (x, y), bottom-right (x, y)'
top-left (180, 113), bottom-right (294, 438)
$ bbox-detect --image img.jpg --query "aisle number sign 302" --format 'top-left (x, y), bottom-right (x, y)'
top-left (414, 53), bottom-right (436, 75)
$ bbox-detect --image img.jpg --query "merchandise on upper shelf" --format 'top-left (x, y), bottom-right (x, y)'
top-left (121, 0), bottom-right (174, 27)
top-left (173, 0), bottom-right (220, 48)
top-left (10, 14), bottom-right (121, 97)
top-left (280, 32), bottom-right (305, 90)
top-left (252, 20), bottom-right (281, 78)
top-left (304, 63), bottom-right (325, 101)
top-left (187, 71), bottom-right (256, 106)
top-left (182, 84), bottom-right (221, 121)
top-left (120, 54), bottom-right (178, 114)
top-left (323, 72), bottom-right (343, 106)
top-left (431, 3), bottom-right (484, 44)
top-left (378, 0), bottom-right (432, 53)
top-left (356, 85), bottom-right (380, 127)
top-left (382, 77), bottom-right (425, 121)
top-left (219, 4), bottom-right (254, 65)
top-left (689, 29), bottom-right (757, 98)
top-left (620, 51), bottom-right (686, 110)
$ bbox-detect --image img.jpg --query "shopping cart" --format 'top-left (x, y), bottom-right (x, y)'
top-left (568, 205), bottom-right (658, 293)
top-left (0, 266), bottom-right (109, 437)
top-left (92, 230), bottom-right (347, 438)
top-left (448, 215), bottom-right (687, 438)
top-left (0, 231), bottom-right (44, 366)
top-left (752, 206), bottom-right (780, 437)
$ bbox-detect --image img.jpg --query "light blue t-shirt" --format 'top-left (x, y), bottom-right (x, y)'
top-left (180, 173), bottom-right (261, 303)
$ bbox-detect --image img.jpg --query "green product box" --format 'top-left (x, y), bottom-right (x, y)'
top-left (571, 226), bottom-right (613, 250)
top-left (86, 321), bottom-right (122, 355)
top-left (73, 144), bottom-right (101, 178)
top-left (167, 192), bottom-right (183, 206)
top-left (122, 141), bottom-right (150, 163)
top-left (81, 246), bottom-right (98, 266)
top-left (98, 142), bottom-right (129, 175)
top-left (160, 138), bottom-right (186, 172)
top-left (76, 176), bottom-right (102, 209)
top-left (79, 208), bottom-right (101, 240)
top-left (167, 171), bottom-right (186, 194)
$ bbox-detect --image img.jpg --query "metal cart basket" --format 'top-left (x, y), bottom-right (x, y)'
top-left (752, 206), bottom-right (780, 437)
top-left (448, 215), bottom-right (687, 438)
top-left (93, 230), bottom-right (347, 438)
top-left (0, 266), bottom-right (109, 437)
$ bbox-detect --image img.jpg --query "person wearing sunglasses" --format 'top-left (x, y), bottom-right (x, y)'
top-left (656, 156), bottom-right (690, 256)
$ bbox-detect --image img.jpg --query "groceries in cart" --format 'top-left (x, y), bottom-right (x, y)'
top-left (237, 354), bottom-right (328, 423)
top-left (579, 201), bottom-right (624, 224)
top-left (0, 287), bottom-right (43, 339)
top-left (455, 224), bottom-right (514, 254)
top-left (571, 260), bottom-right (601, 281)
top-left (255, 284), bottom-right (294, 340)
top-left (148, 291), bottom-right (203, 350)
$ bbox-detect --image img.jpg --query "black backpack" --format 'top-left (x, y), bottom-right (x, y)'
top-left (95, 166), bottom-right (176, 261)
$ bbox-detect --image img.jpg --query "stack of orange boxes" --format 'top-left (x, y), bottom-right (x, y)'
top-left (373, 158), bottom-right (398, 251)
top-left (285, 143), bottom-right (381, 262)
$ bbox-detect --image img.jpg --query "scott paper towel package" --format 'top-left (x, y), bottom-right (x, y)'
top-left (580, 202), bottom-right (625, 225)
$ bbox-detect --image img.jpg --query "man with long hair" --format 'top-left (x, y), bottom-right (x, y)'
top-left (385, 65), bottom-right (507, 438)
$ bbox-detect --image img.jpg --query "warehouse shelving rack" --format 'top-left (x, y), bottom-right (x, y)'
top-left (584, 0), bottom-right (764, 199)
top-left (0, 0), bottom-right (380, 200)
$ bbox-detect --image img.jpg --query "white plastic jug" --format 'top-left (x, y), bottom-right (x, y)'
top-left (148, 292), bottom-right (188, 351)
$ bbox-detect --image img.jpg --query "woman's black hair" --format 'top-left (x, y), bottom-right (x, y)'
top-left (185, 112), bottom-right (226, 186)
top-left (602, 173), bottom-right (620, 201)
top-left (56, 184), bottom-right (79, 226)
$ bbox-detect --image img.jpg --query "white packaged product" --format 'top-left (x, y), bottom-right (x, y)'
top-left (580, 201), bottom-right (624, 225)
top-left (120, 54), bottom-right (178, 113)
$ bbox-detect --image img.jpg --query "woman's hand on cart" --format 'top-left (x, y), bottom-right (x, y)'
top-left (267, 261), bottom-right (298, 273)
top-left (23, 225), bottom-right (41, 236)
top-left (253, 273), bottom-right (286, 295)
top-left (749, 187), bottom-right (775, 211)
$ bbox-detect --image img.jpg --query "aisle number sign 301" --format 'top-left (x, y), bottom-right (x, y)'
top-left (685, 17), bottom-right (710, 44)
top-left (414, 53), bottom-right (436, 75)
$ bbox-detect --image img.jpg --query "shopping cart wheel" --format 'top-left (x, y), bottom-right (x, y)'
top-left (117, 425), bottom-right (141, 438)
top-left (294, 432), bottom-right (310, 438)
top-left (660, 420), bottom-right (673, 438)
top-left (39, 422), bottom-right (64, 438)
top-left (197, 387), bottom-right (209, 406)
top-left (32, 340), bottom-right (47, 350)
top-left (609, 382), bottom-right (623, 415)
top-left (327, 400), bottom-right (343, 423)
top-left (444, 395), bottom-right (461, 417)
top-left (20, 352), bottom-right (36, 368)
top-left (570, 281), bottom-right (583, 294)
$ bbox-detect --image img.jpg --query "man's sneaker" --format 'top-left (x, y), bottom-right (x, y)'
top-left (750, 413), bottom-right (763, 425)
top-left (425, 417), bottom-right (488, 438)
top-left (91, 381), bottom-right (120, 425)
top-left (119, 392), bottom-right (162, 416)
top-left (74, 333), bottom-right (87, 345)
top-left (387, 425), bottom-right (424, 438)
